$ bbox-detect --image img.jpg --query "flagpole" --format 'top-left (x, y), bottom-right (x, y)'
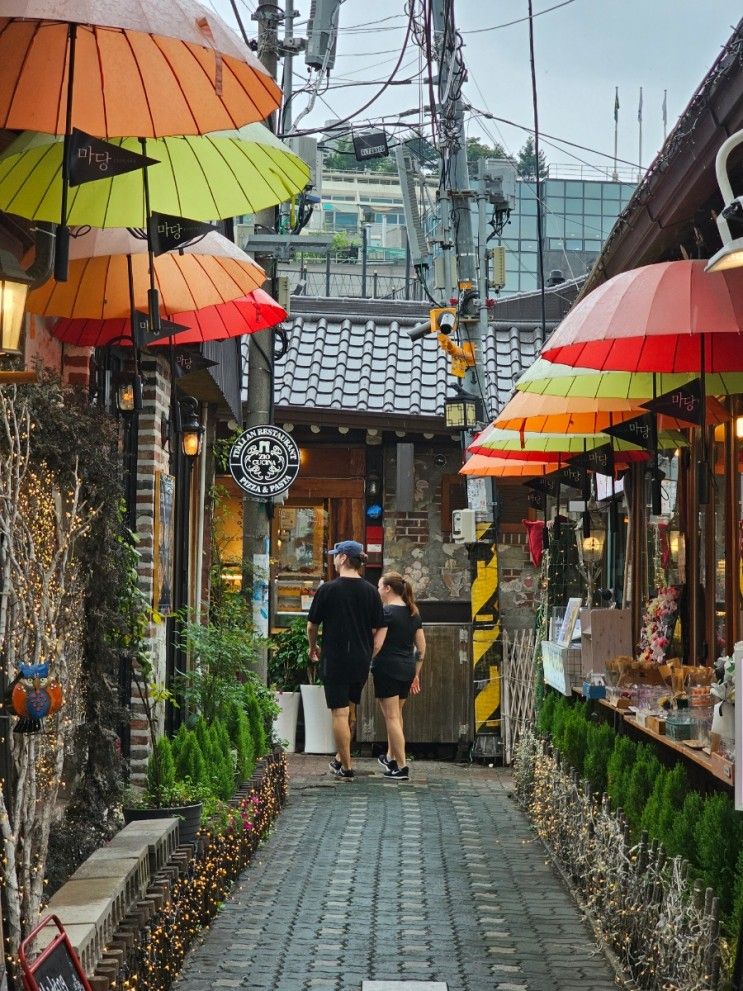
top-left (612, 86), bottom-right (619, 181)
top-left (637, 86), bottom-right (643, 181)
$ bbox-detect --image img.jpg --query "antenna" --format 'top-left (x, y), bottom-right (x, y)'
top-left (305, 0), bottom-right (342, 72)
top-left (394, 143), bottom-right (429, 268)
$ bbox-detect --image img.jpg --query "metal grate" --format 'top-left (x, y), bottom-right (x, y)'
top-left (501, 629), bottom-right (537, 765)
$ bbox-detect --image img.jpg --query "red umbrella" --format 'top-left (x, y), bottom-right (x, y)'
top-left (541, 260), bottom-right (743, 373)
top-left (49, 287), bottom-right (286, 346)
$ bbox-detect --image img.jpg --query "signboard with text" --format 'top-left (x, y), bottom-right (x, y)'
top-left (228, 425), bottom-right (300, 500)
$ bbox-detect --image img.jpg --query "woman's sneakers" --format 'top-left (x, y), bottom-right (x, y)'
top-left (383, 760), bottom-right (409, 780)
top-left (329, 759), bottom-right (354, 778)
top-left (377, 753), bottom-right (392, 770)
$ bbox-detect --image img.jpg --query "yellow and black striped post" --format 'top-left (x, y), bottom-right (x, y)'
top-left (471, 519), bottom-right (501, 735)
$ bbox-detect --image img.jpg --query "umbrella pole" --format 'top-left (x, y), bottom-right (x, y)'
top-left (650, 374), bottom-right (662, 515)
top-left (140, 138), bottom-right (161, 336)
top-left (54, 21), bottom-right (78, 283)
top-left (698, 334), bottom-right (709, 505)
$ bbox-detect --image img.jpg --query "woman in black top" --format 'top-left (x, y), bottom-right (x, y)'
top-left (372, 571), bottom-right (426, 780)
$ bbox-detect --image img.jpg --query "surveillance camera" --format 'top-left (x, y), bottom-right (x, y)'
top-left (438, 311), bottom-right (456, 335)
top-left (408, 320), bottom-right (432, 341)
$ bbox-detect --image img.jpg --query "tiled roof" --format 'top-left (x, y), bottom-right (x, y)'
top-left (274, 284), bottom-right (583, 420)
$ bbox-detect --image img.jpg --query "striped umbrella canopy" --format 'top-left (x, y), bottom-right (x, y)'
top-left (459, 455), bottom-right (557, 477)
top-left (468, 424), bottom-right (687, 462)
top-left (0, 125), bottom-right (310, 228)
top-left (493, 388), bottom-right (728, 433)
top-left (26, 227), bottom-right (265, 320)
top-left (49, 287), bottom-right (285, 346)
top-left (514, 358), bottom-right (743, 399)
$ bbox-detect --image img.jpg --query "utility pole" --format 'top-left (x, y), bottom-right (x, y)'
top-left (242, 0), bottom-right (284, 681)
top-left (430, 0), bottom-right (502, 754)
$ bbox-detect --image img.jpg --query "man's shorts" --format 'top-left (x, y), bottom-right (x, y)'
top-left (324, 677), bottom-right (367, 710)
top-left (372, 670), bottom-right (414, 701)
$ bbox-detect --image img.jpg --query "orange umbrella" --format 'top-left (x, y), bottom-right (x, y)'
top-left (0, 1), bottom-right (281, 136)
top-left (460, 455), bottom-right (557, 477)
top-left (493, 389), bottom-right (729, 434)
top-left (49, 287), bottom-right (285, 346)
top-left (26, 227), bottom-right (265, 320)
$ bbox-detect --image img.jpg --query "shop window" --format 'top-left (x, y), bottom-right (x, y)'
top-left (272, 503), bottom-right (329, 626)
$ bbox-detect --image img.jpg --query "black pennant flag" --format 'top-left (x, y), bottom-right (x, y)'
top-left (68, 129), bottom-right (159, 187)
top-left (552, 463), bottom-right (588, 491)
top-left (527, 490), bottom-right (544, 511)
top-left (149, 212), bottom-right (215, 256)
top-left (525, 475), bottom-right (560, 497)
top-left (641, 378), bottom-right (704, 425)
top-left (173, 349), bottom-right (220, 378)
top-left (568, 443), bottom-right (615, 476)
top-left (603, 412), bottom-right (657, 451)
top-left (133, 311), bottom-right (190, 349)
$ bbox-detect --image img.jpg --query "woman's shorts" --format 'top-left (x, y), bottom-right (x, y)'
top-left (373, 670), bottom-right (414, 700)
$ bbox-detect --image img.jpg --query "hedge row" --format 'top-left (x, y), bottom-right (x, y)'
top-left (538, 691), bottom-right (743, 932)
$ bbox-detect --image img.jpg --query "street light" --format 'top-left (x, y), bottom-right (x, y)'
top-left (179, 397), bottom-right (204, 460)
top-left (444, 385), bottom-right (484, 431)
top-left (115, 374), bottom-right (143, 415)
top-left (706, 129), bottom-right (743, 272)
top-left (574, 499), bottom-right (607, 606)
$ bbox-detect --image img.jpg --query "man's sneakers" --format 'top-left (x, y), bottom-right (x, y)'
top-left (332, 765), bottom-right (355, 779)
top-left (377, 753), bottom-right (392, 770)
top-left (383, 761), bottom-right (409, 780)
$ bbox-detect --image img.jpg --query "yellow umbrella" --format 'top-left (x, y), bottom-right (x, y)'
top-left (0, 125), bottom-right (310, 228)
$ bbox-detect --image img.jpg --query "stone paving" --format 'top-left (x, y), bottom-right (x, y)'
top-left (175, 755), bottom-right (620, 991)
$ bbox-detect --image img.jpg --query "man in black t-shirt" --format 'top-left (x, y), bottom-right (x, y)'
top-left (307, 540), bottom-right (386, 778)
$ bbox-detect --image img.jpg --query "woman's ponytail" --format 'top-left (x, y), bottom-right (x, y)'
top-left (381, 571), bottom-right (419, 616)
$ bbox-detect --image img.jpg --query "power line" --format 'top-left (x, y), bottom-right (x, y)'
top-left (461, 0), bottom-right (577, 35)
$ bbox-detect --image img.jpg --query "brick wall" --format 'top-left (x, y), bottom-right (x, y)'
top-left (498, 524), bottom-right (538, 634)
top-left (129, 354), bottom-right (172, 781)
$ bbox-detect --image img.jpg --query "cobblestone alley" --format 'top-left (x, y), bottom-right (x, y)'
top-left (175, 756), bottom-right (620, 991)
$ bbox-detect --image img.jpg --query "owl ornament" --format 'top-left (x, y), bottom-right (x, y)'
top-left (8, 663), bottom-right (64, 733)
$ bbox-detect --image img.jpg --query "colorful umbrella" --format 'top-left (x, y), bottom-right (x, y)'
top-left (26, 227), bottom-right (265, 320)
top-left (0, 1), bottom-right (281, 136)
top-left (541, 260), bottom-right (743, 373)
top-left (50, 287), bottom-right (286, 347)
top-left (468, 425), bottom-right (686, 461)
top-left (493, 388), bottom-right (728, 434)
top-left (459, 455), bottom-right (557, 477)
top-left (0, 126), bottom-right (311, 228)
top-left (514, 358), bottom-right (743, 399)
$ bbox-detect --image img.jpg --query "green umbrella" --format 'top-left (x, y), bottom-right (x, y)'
top-left (470, 424), bottom-right (687, 458)
top-left (0, 125), bottom-right (311, 228)
top-left (516, 358), bottom-right (743, 399)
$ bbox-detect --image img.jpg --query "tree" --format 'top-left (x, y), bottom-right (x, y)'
top-left (464, 136), bottom-right (507, 178)
top-left (516, 135), bottom-right (549, 179)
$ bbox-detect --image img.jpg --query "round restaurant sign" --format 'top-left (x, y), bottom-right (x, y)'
top-left (228, 425), bottom-right (300, 499)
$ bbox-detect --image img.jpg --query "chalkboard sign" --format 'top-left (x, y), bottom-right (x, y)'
top-left (19, 916), bottom-right (92, 991)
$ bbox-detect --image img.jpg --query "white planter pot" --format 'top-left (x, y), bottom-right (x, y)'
top-left (273, 691), bottom-right (300, 753)
top-left (300, 684), bottom-right (336, 754)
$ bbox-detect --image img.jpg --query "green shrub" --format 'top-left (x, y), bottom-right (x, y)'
top-left (550, 695), bottom-right (571, 751)
top-left (606, 735), bottom-right (637, 814)
top-left (173, 729), bottom-right (207, 789)
top-left (694, 792), bottom-right (740, 915)
top-left (640, 765), bottom-right (668, 841)
top-left (244, 682), bottom-right (268, 757)
top-left (537, 689), bottom-right (557, 736)
top-left (227, 702), bottom-right (255, 781)
top-left (146, 737), bottom-right (176, 806)
top-left (670, 791), bottom-right (705, 865)
top-left (730, 848), bottom-right (743, 953)
top-left (583, 722), bottom-right (616, 795)
top-left (561, 707), bottom-right (589, 776)
top-left (655, 764), bottom-right (688, 853)
top-left (624, 744), bottom-right (661, 836)
top-left (210, 720), bottom-right (236, 800)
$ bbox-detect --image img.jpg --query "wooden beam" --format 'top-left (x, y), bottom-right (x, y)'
top-left (0, 371), bottom-right (36, 384)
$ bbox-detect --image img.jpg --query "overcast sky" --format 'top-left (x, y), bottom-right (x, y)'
top-left (215, 0), bottom-right (742, 179)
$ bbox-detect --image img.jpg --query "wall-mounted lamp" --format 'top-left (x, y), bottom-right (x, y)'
top-left (179, 396), bottom-right (204, 460)
top-left (706, 129), bottom-right (743, 272)
top-left (116, 373), bottom-right (143, 415)
top-left (444, 385), bottom-right (484, 431)
top-left (574, 499), bottom-right (606, 606)
top-left (0, 226), bottom-right (55, 355)
top-left (736, 415), bottom-right (743, 440)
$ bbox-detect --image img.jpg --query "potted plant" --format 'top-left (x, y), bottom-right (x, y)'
top-left (268, 618), bottom-right (305, 752)
top-left (123, 670), bottom-right (206, 845)
top-left (271, 618), bottom-right (334, 754)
